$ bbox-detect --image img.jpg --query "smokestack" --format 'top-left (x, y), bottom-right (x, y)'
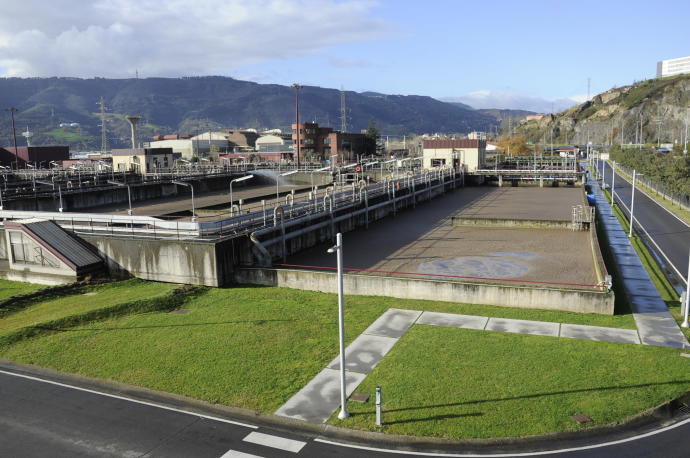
top-left (125, 115), bottom-right (142, 149)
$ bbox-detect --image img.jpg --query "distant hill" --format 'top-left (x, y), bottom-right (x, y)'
top-left (516, 74), bottom-right (690, 144)
top-left (476, 108), bottom-right (537, 122)
top-left (0, 77), bottom-right (499, 150)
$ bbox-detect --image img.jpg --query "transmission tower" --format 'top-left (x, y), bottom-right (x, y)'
top-left (340, 86), bottom-right (347, 132)
top-left (98, 97), bottom-right (108, 154)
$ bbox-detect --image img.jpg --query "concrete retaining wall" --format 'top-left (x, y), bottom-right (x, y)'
top-left (234, 268), bottom-right (615, 315)
top-left (451, 217), bottom-right (574, 230)
top-left (80, 234), bottom-right (222, 286)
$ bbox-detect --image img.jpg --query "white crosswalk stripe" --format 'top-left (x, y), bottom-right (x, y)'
top-left (219, 449), bottom-right (264, 458)
top-left (243, 431), bottom-right (307, 453)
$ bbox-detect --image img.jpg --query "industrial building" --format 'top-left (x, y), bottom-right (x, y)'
top-left (0, 146), bottom-right (69, 168)
top-left (111, 147), bottom-right (175, 173)
top-left (291, 122), bottom-right (368, 162)
top-left (656, 55), bottom-right (690, 78)
top-left (422, 139), bottom-right (486, 171)
top-left (148, 130), bottom-right (259, 159)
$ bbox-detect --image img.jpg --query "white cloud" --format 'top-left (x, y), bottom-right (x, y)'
top-left (443, 90), bottom-right (584, 113)
top-left (0, 0), bottom-right (388, 78)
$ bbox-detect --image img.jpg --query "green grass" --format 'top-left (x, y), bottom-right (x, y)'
top-left (0, 279), bottom-right (45, 301)
top-left (332, 326), bottom-right (690, 439)
top-left (0, 285), bottom-right (636, 414)
top-left (44, 128), bottom-right (92, 143)
top-left (0, 279), bottom-right (176, 341)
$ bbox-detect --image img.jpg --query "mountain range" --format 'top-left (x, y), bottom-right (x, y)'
top-left (0, 76), bottom-right (510, 150)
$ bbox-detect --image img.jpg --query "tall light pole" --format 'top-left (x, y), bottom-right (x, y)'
top-left (629, 170), bottom-right (643, 238)
top-left (684, 109), bottom-right (688, 155)
top-left (682, 249), bottom-right (690, 328)
top-left (292, 84), bottom-right (302, 169)
top-left (108, 180), bottom-right (132, 215)
top-left (172, 180), bottom-right (196, 221)
top-left (230, 174), bottom-right (254, 209)
top-left (277, 170), bottom-right (298, 201)
top-left (37, 180), bottom-right (63, 212)
top-left (6, 107), bottom-right (19, 169)
top-left (327, 232), bottom-right (349, 420)
top-left (611, 161), bottom-right (616, 206)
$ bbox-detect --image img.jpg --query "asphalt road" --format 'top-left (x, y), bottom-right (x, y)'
top-left (597, 160), bottom-right (690, 283)
top-left (2, 366), bottom-right (690, 458)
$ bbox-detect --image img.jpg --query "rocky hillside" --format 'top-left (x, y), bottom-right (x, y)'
top-left (0, 77), bottom-right (499, 150)
top-left (516, 74), bottom-right (690, 145)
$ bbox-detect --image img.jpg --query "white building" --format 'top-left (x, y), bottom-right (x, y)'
top-left (422, 139), bottom-right (486, 172)
top-left (656, 55), bottom-right (690, 78)
top-left (149, 132), bottom-right (230, 159)
top-left (467, 131), bottom-right (487, 140)
top-left (255, 134), bottom-right (288, 152)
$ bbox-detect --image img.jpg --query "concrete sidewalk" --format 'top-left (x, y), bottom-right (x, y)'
top-left (275, 308), bottom-right (643, 424)
top-left (589, 173), bottom-right (688, 348)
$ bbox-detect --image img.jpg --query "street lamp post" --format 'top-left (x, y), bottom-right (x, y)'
top-left (108, 180), bottom-right (132, 215)
top-left (36, 180), bottom-right (63, 212)
top-left (629, 170), bottom-right (643, 238)
top-left (682, 249), bottom-right (690, 328)
top-left (327, 232), bottom-right (349, 420)
top-left (311, 166), bottom-right (330, 192)
top-left (6, 107), bottom-right (19, 170)
top-left (292, 83), bottom-right (302, 169)
top-left (611, 161), bottom-right (616, 206)
top-left (278, 170), bottom-right (298, 201)
top-left (230, 174), bottom-right (254, 210)
top-left (172, 180), bottom-right (196, 221)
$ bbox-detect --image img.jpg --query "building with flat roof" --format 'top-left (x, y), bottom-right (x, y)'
top-left (657, 55), bottom-right (690, 78)
top-left (111, 147), bottom-right (175, 173)
top-left (422, 139), bottom-right (486, 171)
top-left (291, 122), bottom-right (369, 163)
top-left (0, 146), bottom-right (69, 168)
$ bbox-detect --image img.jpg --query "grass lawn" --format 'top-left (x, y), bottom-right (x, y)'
top-left (0, 285), bottom-right (635, 415)
top-left (333, 326), bottom-right (690, 439)
top-left (0, 279), bottom-right (177, 341)
top-left (0, 279), bottom-right (45, 301)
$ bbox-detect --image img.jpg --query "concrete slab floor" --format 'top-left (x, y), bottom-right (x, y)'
top-left (417, 311), bottom-right (489, 330)
top-left (485, 317), bottom-right (560, 337)
top-left (274, 368), bottom-right (366, 423)
top-left (560, 324), bottom-right (640, 344)
top-left (288, 187), bottom-right (599, 286)
top-left (327, 334), bottom-right (398, 373)
top-left (362, 308), bottom-right (422, 338)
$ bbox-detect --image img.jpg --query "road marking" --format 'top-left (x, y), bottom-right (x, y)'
top-left (220, 450), bottom-right (264, 458)
top-left (243, 431), bottom-right (306, 453)
top-left (0, 369), bottom-right (258, 430)
top-left (607, 161), bottom-right (690, 230)
top-left (316, 415), bottom-right (690, 456)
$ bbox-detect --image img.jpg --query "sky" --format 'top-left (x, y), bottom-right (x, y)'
top-left (0, 0), bottom-right (688, 112)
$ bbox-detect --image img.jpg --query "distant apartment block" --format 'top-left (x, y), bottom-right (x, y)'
top-left (656, 55), bottom-right (690, 78)
top-left (467, 131), bottom-right (487, 140)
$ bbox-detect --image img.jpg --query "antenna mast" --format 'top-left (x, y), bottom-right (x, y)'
top-left (98, 97), bottom-right (108, 154)
top-left (340, 86), bottom-right (347, 132)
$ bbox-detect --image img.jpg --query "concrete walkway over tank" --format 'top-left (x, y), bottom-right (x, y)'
top-left (588, 172), bottom-right (688, 348)
top-left (275, 307), bottom-right (642, 424)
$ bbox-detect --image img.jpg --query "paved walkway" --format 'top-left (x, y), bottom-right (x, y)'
top-left (588, 173), bottom-right (688, 348)
top-left (275, 308), bottom-right (642, 424)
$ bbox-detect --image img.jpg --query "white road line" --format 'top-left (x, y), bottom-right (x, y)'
top-left (243, 431), bottom-right (306, 453)
top-left (0, 369), bottom-right (258, 430)
top-left (316, 415), bottom-right (690, 457)
top-left (220, 450), bottom-right (265, 458)
top-left (608, 162), bottom-right (690, 230)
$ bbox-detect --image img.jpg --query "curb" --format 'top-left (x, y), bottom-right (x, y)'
top-left (1, 359), bottom-right (689, 454)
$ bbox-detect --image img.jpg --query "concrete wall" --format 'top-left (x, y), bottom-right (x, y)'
top-left (234, 268), bottom-right (615, 315)
top-left (80, 234), bottom-right (221, 286)
top-left (451, 217), bottom-right (574, 230)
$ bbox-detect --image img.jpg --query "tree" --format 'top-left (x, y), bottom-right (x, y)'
top-left (497, 135), bottom-right (530, 156)
top-left (364, 120), bottom-right (383, 156)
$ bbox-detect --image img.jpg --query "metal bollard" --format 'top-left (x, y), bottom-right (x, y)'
top-left (375, 386), bottom-right (383, 426)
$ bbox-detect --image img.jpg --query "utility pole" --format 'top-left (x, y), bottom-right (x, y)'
top-left (340, 86), bottom-right (347, 133)
top-left (98, 97), bottom-right (108, 154)
top-left (292, 83), bottom-right (302, 168)
top-left (684, 109), bottom-right (688, 155)
top-left (5, 107), bottom-right (19, 169)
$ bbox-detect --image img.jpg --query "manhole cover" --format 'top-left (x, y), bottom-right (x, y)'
top-left (169, 309), bottom-right (190, 315)
top-left (571, 414), bottom-right (593, 424)
top-left (350, 393), bottom-right (369, 403)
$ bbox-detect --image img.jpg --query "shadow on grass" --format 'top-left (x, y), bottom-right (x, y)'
top-left (385, 412), bottom-right (483, 425)
top-left (37, 318), bottom-right (297, 332)
top-left (377, 379), bottom-right (690, 416)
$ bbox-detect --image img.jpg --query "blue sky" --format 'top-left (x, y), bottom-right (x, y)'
top-left (1, 0), bottom-right (688, 111)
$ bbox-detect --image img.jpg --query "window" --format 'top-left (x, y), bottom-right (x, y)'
top-left (8, 231), bottom-right (60, 268)
top-left (323, 138), bottom-right (331, 144)
top-left (431, 158), bottom-right (446, 167)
